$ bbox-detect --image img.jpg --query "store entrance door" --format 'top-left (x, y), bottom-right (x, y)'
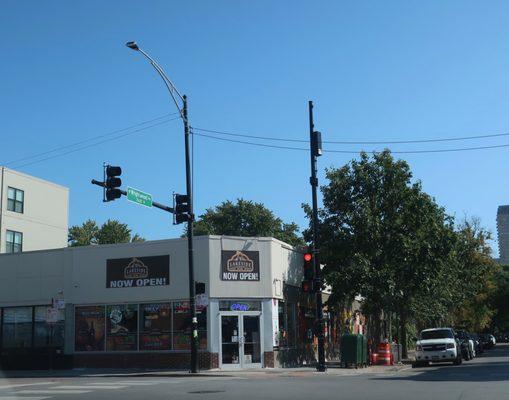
top-left (220, 312), bottom-right (262, 369)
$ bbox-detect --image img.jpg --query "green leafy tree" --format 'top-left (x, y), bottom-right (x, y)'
top-left (192, 199), bottom-right (305, 247)
top-left (308, 151), bottom-right (456, 357)
top-left (490, 265), bottom-right (509, 333)
top-left (68, 219), bottom-right (100, 247)
top-left (68, 219), bottom-right (145, 246)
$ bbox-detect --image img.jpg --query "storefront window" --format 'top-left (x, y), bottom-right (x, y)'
top-left (2, 307), bottom-right (32, 349)
top-left (106, 304), bottom-right (138, 351)
top-left (75, 306), bottom-right (105, 351)
top-left (287, 303), bottom-right (297, 347)
top-left (34, 306), bottom-right (65, 348)
top-left (172, 301), bottom-right (207, 350)
top-left (139, 303), bottom-right (171, 351)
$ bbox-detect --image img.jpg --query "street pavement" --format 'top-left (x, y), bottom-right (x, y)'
top-left (0, 343), bottom-right (507, 400)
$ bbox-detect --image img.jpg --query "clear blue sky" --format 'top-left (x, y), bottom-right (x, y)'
top-left (2, 1), bottom-right (509, 255)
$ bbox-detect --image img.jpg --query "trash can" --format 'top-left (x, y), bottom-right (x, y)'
top-left (341, 334), bottom-right (367, 368)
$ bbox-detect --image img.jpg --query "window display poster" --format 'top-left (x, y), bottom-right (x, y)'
top-left (139, 303), bottom-right (171, 351)
top-left (75, 306), bottom-right (105, 351)
top-left (106, 304), bottom-right (138, 351)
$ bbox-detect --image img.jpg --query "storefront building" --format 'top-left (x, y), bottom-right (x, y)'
top-left (0, 235), bottom-right (333, 370)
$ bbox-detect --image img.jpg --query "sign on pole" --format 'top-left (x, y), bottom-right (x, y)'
top-left (127, 187), bottom-right (153, 208)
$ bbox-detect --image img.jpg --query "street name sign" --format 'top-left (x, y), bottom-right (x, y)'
top-left (127, 187), bottom-right (153, 208)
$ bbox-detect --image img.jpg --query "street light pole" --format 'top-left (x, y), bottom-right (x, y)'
top-left (308, 100), bottom-right (326, 372)
top-left (126, 41), bottom-right (198, 373)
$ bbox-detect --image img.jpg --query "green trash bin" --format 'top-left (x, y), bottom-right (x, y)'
top-left (341, 334), bottom-right (367, 368)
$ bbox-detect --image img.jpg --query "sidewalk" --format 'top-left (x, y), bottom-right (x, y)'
top-left (0, 363), bottom-right (411, 380)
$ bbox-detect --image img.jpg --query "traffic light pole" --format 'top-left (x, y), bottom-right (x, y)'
top-left (183, 96), bottom-right (199, 374)
top-left (308, 100), bottom-right (326, 372)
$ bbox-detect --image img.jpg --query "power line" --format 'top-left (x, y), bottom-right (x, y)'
top-left (193, 130), bottom-right (509, 154)
top-left (192, 126), bottom-right (509, 145)
top-left (13, 117), bottom-right (181, 169)
top-left (4, 113), bottom-right (179, 167)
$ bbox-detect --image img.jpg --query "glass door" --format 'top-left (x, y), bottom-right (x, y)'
top-left (220, 313), bottom-right (262, 369)
top-left (221, 315), bottom-right (241, 369)
top-left (241, 315), bottom-right (262, 368)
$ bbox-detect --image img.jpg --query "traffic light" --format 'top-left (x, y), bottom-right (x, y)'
top-left (173, 193), bottom-right (190, 224)
top-left (105, 165), bottom-right (122, 202)
top-left (195, 282), bottom-right (205, 295)
top-left (301, 252), bottom-right (315, 293)
top-left (311, 131), bottom-right (322, 157)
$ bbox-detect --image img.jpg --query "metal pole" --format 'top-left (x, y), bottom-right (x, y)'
top-left (183, 96), bottom-right (198, 373)
top-left (309, 100), bottom-right (326, 372)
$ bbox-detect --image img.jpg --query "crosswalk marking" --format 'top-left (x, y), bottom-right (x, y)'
top-left (17, 389), bottom-right (92, 395)
top-left (96, 382), bottom-right (156, 386)
top-left (0, 397), bottom-right (50, 400)
top-left (54, 385), bottom-right (127, 390)
top-left (0, 382), bottom-right (53, 390)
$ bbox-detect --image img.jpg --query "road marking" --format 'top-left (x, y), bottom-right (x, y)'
top-left (0, 383), bottom-right (53, 390)
top-left (0, 397), bottom-right (51, 400)
top-left (54, 385), bottom-right (127, 390)
top-left (17, 389), bottom-right (92, 395)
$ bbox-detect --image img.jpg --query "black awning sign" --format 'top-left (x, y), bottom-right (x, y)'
top-left (221, 250), bottom-right (260, 281)
top-left (106, 255), bottom-right (170, 288)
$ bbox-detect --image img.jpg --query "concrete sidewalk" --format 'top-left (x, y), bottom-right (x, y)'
top-left (0, 363), bottom-right (410, 380)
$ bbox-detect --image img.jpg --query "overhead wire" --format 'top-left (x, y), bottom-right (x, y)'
top-left (12, 117), bottom-right (181, 169)
top-left (193, 130), bottom-right (509, 154)
top-left (4, 113), bottom-right (179, 167)
top-left (192, 126), bottom-right (509, 145)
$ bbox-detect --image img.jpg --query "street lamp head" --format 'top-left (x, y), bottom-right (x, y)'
top-left (125, 41), bottom-right (139, 51)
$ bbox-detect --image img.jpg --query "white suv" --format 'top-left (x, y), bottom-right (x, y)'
top-left (414, 328), bottom-right (462, 367)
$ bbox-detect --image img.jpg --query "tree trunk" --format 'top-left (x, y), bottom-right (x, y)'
top-left (400, 313), bottom-right (408, 359)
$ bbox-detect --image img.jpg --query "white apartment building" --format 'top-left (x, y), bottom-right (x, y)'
top-left (0, 167), bottom-right (69, 254)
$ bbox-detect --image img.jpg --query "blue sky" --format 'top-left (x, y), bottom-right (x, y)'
top-left (2, 1), bottom-right (509, 255)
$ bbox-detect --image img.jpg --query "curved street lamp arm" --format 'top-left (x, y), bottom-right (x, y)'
top-left (137, 49), bottom-right (186, 120)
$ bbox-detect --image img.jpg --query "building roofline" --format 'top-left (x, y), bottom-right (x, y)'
top-left (0, 166), bottom-right (69, 192)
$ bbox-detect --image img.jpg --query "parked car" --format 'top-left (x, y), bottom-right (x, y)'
top-left (470, 333), bottom-right (484, 355)
top-left (455, 330), bottom-right (475, 360)
top-left (413, 328), bottom-right (462, 367)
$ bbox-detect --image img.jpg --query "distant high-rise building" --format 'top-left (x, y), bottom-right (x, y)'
top-left (497, 205), bottom-right (509, 265)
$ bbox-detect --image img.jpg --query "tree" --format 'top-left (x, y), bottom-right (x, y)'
top-left (192, 199), bottom-right (305, 247)
top-left (68, 219), bottom-right (145, 246)
top-left (68, 219), bottom-right (100, 247)
top-left (309, 151), bottom-right (456, 357)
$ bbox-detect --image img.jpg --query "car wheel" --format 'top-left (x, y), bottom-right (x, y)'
top-left (453, 357), bottom-right (462, 365)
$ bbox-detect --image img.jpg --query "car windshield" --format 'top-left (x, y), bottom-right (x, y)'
top-left (421, 329), bottom-right (454, 340)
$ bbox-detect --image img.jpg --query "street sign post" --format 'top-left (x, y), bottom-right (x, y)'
top-left (127, 187), bottom-right (153, 208)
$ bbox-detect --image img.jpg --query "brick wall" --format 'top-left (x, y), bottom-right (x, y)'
top-left (263, 351), bottom-right (274, 368)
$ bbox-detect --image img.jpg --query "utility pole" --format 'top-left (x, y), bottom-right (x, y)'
top-left (183, 96), bottom-right (198, 373)
top-left (308, 100), bottom-right (326, 372)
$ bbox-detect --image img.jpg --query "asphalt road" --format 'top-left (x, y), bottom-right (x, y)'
top-left (0, 344), bottom-right (508, 400)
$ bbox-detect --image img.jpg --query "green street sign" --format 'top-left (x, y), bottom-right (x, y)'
top-left (127, 187), bottom-right (153, 208)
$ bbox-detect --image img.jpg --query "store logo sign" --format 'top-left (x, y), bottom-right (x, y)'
top-left (221, 250), bottom-right (260, 281)
top-left (106, 255), bottom-right (170, 288)
top-left (124, 258), bottom-right (149, 279)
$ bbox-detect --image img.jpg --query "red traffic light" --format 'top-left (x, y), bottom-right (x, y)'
top-left (304, 253), bottom-right (312, 262)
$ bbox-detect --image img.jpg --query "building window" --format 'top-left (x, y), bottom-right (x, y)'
top-left (34, 306), bottom-right (65, 348)
top-left (6, 230), bottom-right (22, 253)
top-left (7, 187), bottom-right (24, 213)
top-left (2, 307), bottom-right (33, 349)
top-left (106, 304), bottom-right (138, 351)
top-left (75, 306), bottom-right (105, 351)
top-left (139, 303), bottom-right (171, 351)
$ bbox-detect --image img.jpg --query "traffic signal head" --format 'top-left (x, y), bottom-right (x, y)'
top-left (173, 193), bottom-right (191, 224)
top-left (303, 252), bottom-right (314, 280)
top-left (104, 165), bottom-right (122, 202)
top-left (301, 280), bottom-right (314, 293)
top-left (312, 131), bottom-right (322, 157)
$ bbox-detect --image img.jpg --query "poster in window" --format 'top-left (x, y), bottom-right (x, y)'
top-left (75, 306), bottom-right (105, 351)
top-left (139, 303), bottom-right (171, 351)
top-left (106, 304), bottom-right (138, 351)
